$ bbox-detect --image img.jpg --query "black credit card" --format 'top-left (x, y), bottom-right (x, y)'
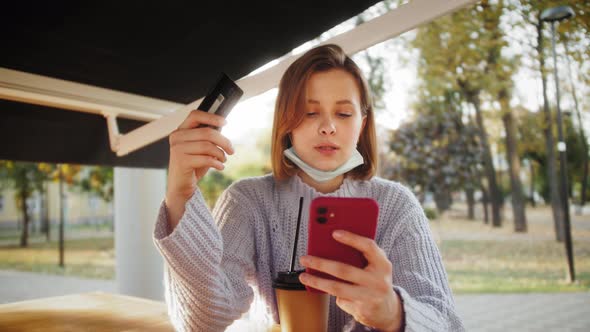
top-left (197, 73), bottom-right (243, 128)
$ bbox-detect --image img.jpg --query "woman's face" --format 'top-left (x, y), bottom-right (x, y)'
top-left (291, 69), bottom-right (366, 171)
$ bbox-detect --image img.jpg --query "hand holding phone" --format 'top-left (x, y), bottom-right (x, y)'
top-left (306, 197), bottom-right (379, 292)
top-left (165, 73), bottom-right (242, 230)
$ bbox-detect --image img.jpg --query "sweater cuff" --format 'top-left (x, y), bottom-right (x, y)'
top-left (152, 189), bottom-right (223, 265)
top-left (346, 287), bottom-right (405, 332)
top-left (153, 189), bottom-right (207, 240)
top-left (393, 285), bottom-right (445, 332)
top-left (153, 198), bottom-right (173, 240)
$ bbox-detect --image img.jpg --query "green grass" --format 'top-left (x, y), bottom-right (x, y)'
top-left (441, 239), bottom-right (590, 293)
top-left (2, 235), bottom-right (586, 293)
top-left (0, 223), bottom-right (113, 241)
top-left (0, 231), bottom-right (25, 241)
top-left (0, 237), bottom-right (115, 279)
top-left (1, 207), bottom-right (589, 294)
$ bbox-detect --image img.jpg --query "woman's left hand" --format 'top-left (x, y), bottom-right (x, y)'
top-left (299, 230), bottom-right (403, 332)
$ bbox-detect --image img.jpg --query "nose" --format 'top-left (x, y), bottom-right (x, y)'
top-left (318, 115), bottom-right (336, 136)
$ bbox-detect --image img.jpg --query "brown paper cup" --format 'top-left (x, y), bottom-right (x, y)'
top-left (273, 270), bottom-right (329, 332)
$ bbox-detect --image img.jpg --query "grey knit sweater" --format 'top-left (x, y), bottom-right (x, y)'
top-left (153, 174), bottom-right (465, 331)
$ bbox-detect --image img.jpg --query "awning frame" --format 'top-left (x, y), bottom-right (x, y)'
top-left (0, 0), bottom-right (477, 157)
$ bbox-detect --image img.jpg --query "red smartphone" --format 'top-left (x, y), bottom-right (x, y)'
top-left (306, 197), bottom-right (379, 293)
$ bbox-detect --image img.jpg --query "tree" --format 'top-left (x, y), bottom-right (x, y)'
top-left (410, 2), bottom-right (506, 226)
top-left (517, 106), bottom-right (547, 206)
top-left (389, 91), bottom-right (483, 213)
top-left (564, 40), bottom-right (589, 212)
top-left (73, 166), bottom-right (114, 203)
top-left (564, 116), bottom-right (588, 203)
top-left (353, 5), bottom-right (390, 112)
top-left (0, 161), bottom-right (81, 247)
top-left (0, 161), bottom-right (37, 247)
top-left (512, 0), bottom-right (590, 240)
top-left (35, 163), bottom-right (81, 267)
top-left (410, 0), bottom-right (541, 231)
top-left (481, 0), bottom-right (528, 232)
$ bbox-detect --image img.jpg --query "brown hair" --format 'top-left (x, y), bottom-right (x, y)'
top-left (270, 44), bottom-right (378, 180)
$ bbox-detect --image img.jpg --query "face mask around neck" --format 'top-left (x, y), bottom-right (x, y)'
top-left (283, 147), bottom-right (364, 183)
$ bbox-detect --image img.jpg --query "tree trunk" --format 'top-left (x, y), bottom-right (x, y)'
top-left (19, 191), bottom-right (30, 247)
top-left (434, 188), bottom-right (452, 212)
top-left (529, 160), bottom-right (536, 207)
top-left (500, 94), bottom-right (527, 232)
top-left (32, 204), bottom-right (38, 235)
top-left (479, 180), bottom-right (489, 223)
top-left (469, 92), bottom-right (502, 227)
top-left (42, 182), bottom-right (50, 242)
top-left (580, 153), bottom-right (589, 214)
top-left (572, 84), bottom-right (588, 213)
top-left (481, 184), bottom-right (489, 224)
top-left (466, 187), bottom-right (475, 220)
top-left (564, 38), bottom-right (589, 214)
top-left (417, 190), bottom-right (426, 205)
top-left (537, 22), bottom-right (564, 241)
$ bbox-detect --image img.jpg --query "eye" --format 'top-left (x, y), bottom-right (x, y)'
top-left (306, 112), bottom-right (318, 117)
top-left (337, 113), bottom-right (352, 118)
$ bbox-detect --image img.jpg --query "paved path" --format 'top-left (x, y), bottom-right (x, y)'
top-left (1, 270), bottom-right (589, 331)
top-left (455, 292), bottom-right (590, 331)
top-left (0, 269), bottom-right (116, 304)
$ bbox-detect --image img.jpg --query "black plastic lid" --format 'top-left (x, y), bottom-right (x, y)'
top-left (272, 270), bottom-right (306, 290)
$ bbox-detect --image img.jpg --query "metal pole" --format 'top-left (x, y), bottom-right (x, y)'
top-left (59, 165), bottom-right (65, 268)
top-left (550, 22), bottom-right (575, 282)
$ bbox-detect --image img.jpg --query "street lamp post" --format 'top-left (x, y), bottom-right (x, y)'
top-left (541, 5), bottom-right (575, 282)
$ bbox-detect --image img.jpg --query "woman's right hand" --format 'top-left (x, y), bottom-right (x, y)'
top-left (165, 110), bottom-right (234, 230)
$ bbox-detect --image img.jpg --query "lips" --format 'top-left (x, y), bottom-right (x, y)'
top-left (315, 143), bottom-right (339, 149)
top-left (314, 143), bottom-right (340, 154)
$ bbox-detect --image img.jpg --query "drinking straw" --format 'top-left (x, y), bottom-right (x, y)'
top-left (289, 197), bottom-right (304, 272)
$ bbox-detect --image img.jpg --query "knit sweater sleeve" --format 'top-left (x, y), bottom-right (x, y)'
top-left (386, 186), bottom-right (464, 332)
top-left (152, 186), bottom-right (256, 332)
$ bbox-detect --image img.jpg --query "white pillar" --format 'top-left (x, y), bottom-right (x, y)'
top-left (114, 167), bottom-right (166, 301)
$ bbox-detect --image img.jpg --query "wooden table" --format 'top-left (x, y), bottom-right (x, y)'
top-left (0, 292), bottom-right (174, 332)
top-left (0, 292), bottom-right (282, 332)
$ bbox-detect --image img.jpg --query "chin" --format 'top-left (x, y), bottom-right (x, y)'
top-left (310, 161), bottom-right (341, 172)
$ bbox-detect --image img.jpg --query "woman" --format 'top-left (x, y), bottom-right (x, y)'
top-left (154, 44), bottom-right (464, 331)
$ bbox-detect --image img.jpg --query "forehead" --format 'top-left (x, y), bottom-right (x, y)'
top-left (305, 69), bottom-right (360, 100)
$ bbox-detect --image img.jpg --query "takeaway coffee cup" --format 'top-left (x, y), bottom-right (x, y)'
top-left (272, 270), bottom-right (329, 332)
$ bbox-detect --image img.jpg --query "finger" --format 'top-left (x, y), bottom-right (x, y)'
top-left (177, 141), bottom-right (227, 163)
top-left (170, 127), bottom-right (234, 155)
top-left (184, 155), bottom-right (225, 171)
top-left (299, 255), bottom-right (374, 286)
top-left (299, 272), bottom-right (365, 300)
top-left (178, 110), bottom-right (227, 130)
top-left (332, 231), bottom-right (389, 269)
